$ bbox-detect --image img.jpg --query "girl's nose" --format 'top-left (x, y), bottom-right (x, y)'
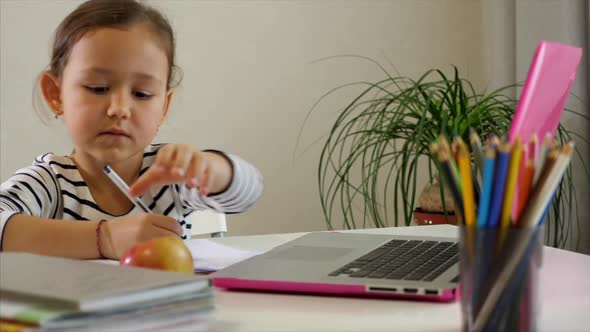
top-left (106, 90), bottom-right (132, 119)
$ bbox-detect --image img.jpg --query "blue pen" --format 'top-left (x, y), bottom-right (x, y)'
top-left (486, 143), bottom-right (511, 228)
top-left (477, 146), bottom-right (496, 228)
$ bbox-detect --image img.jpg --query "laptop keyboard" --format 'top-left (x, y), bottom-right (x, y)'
top-left (328, 239), bottom-right (458, 281)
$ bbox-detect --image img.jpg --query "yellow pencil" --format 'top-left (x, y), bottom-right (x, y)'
top-left (500, 137), bottom-right (523, 228)
top-left (457, 143), bottom-right (476, 227)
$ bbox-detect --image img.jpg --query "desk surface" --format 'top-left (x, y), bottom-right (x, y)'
top-left (204, 225), bottom-right (590, 332)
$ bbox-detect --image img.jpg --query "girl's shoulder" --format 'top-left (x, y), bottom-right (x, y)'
top-left (143, 143), bottom-right (166, 158)
top-left (25, 145), bottom-right (167, 177)
top-left (33, 152), bottom-right (76, 172)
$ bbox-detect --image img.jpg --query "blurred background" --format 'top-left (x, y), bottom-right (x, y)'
top-left (1, 0), bottom-right (588, 252)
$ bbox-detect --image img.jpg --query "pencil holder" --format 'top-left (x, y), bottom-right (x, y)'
top-left (459, 226), bottom-right (543, 332)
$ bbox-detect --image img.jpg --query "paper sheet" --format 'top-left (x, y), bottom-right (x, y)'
top-left (185, 239), bottom-right (264, 272)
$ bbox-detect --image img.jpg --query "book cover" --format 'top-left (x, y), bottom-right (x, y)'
top-left (0, 253), bottom-right (210, 312)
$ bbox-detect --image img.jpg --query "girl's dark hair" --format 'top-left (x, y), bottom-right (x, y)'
top-left (49, 0), bottom-right (181, 88)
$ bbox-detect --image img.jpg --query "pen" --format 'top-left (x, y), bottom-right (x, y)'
top-left (103, 165), bottom-right (152, 213)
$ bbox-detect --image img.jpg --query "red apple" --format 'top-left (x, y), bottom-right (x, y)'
top-left (119, 236), bottom-right (194, 273)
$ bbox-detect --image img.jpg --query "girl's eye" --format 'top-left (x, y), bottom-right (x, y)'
top-left (133, 91), bottom-right (153, 100)
top-left (84, 86), bottom-right (109, 94)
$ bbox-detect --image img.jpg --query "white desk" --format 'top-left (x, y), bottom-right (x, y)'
top-left (204, 225), bottom-right (590, 332)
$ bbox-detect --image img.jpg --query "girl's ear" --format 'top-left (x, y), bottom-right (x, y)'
top-left (159, 88), bottom-right (174, 126)
top-left (40, 72), bottom-right (63, 116)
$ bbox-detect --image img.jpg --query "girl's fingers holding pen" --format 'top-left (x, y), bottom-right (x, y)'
top-left (168, 144), bottom-right (193, 176)
top-left (199, 168), bottom-right (211, 196)
top-left (154, 144), bottom-right (199, 178)
top-left (154, 144), bottom-right (176, 169)
top-left (129, 165), bottom-right (183, 196)
top-left (129, 166), bottom-right (163, 196)
top-left (186, 152), bottom-right (205, 189)
top-left (149, 215), bottom-right (183, 236)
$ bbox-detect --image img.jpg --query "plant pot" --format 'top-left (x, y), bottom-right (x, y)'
top-left (413, 208), bottom-right (457, 226)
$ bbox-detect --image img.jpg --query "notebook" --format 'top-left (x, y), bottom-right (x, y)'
top-left (0, 252), bottom-right (210, 312)
top-left (212, 232), bottom-right (460, 301)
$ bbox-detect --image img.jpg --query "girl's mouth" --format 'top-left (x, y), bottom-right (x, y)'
top-left (100, 128), bottom-right (130, 137)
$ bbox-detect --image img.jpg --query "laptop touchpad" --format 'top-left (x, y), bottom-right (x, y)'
top-left (267, 246), bottom-right (354, 261)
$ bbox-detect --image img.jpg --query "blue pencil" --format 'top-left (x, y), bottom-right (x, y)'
top-left (477, 146), bottom-right (496, 228)
top-left (486, 143), bottom-right (511, 228)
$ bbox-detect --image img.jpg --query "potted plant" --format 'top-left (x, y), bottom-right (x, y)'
top-left (414, 178), bottom-right (458, 226)
top-left (304, 64), bottom-right (588, 249)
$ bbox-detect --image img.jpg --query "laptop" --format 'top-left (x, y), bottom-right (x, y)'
top-left (508, 40), bottom-right (582, 150)
top-left (212, 232), bottom-right (459, 302)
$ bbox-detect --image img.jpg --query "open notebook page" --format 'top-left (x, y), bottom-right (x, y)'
top-left (185, 239), bottom-right (264, 272)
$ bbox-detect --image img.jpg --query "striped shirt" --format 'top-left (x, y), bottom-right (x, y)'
top-left (0, 144), bottom-right (263, 247)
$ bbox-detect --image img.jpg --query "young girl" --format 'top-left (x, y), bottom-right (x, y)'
top-left (0, 0), bottom-right (263, 260)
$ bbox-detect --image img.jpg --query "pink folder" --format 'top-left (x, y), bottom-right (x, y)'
top-left (508, 41), bottom-right (582, 221)
top-left (508, 41), bottom-right (582, 156)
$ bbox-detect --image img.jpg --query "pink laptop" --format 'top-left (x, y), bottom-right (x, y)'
top-left (508, 40), bottom-right (582, 154)
top-left (508, 41), bottom-right (582, 218)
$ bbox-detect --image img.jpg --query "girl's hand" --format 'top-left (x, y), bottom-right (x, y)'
top-left (128, 144), bottom-right (232, 197)
top-left (100, 213), bottom-right (182, 259)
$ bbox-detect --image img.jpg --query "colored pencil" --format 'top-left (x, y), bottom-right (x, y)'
top-left (458, 143), bottom-right (476, 227)
top-left (519, 143), bottom-right (573, 227)
top-left (474, 144), bottom-right (574, 331)
top-left (530, 146), bottom-right (559, 201)
top-left (437, 148), bottom-right (464, 220)
top-left (486, 142), bottom-right (511, 228)
top-left (450, 137), bottom-right (463, 190)
top-left (486, 135), bottom-right (500, 155)
top-left (528, 133), bottom-right (538, 163)
top-left (498, 138), bottom-right (523, 247)
top-left (439, 135), bottom-right (462, 192)
top-left (476, 146), bottom-right (495, 228)
top-left (500, 137), bottom-right (523, 228)
top-left (470, 128), bottom-right (484, 184)
top-left (458, 136), bottom-right (480, 203)
top-left (533, 133), bottom-right (553, 185)
top-left (515, 158), bottom-right (535, 223)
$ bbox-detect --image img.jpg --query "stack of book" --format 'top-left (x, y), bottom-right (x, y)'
top-left (0, 253), bottom-right (213, 331)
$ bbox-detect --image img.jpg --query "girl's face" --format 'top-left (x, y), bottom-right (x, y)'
top-left (45, 24), bottom-right (173, 165)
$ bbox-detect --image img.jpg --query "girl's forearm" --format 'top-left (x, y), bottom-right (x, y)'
top-left (204, 151), bottom-right (233, 194)
top-left (1, 214), bottom-right (105, 259)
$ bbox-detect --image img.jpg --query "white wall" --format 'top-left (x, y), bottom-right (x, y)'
top-left (1, 0), bottom-right (484, 236)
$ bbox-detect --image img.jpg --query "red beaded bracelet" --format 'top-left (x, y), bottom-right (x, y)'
top-left (96, 219), bottom-right (107, 258)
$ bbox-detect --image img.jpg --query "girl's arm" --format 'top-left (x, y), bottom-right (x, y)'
top-left (179, 152), bottom-right (264, 213)
top-left (1, 213), bottom-right (182, 259)
top-left (0, 163), bottom-right (181, 258)
top-left (1, 214), bottom-right (105, 259)
top-left (129, 146), bottom-right (264, 214)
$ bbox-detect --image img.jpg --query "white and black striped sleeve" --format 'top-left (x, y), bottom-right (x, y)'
top-left (179, 153), bottom-right (263, 214)
top-left (0, 165), bottom-right (60, 249)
